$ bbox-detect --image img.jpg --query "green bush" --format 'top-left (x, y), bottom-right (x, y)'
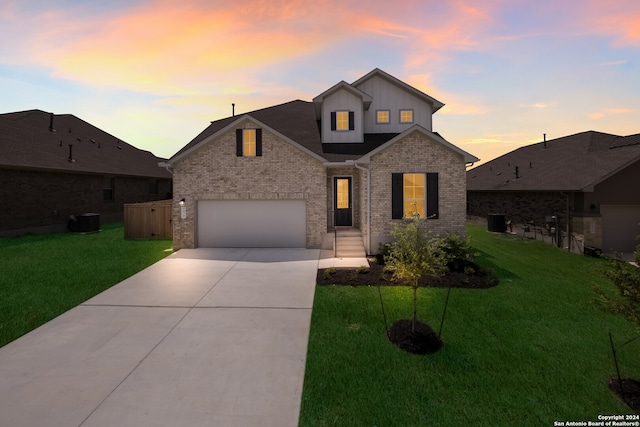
top-left (594, 243), bottom-right (640, 330)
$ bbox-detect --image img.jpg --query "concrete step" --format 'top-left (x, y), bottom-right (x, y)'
top-left (334, 227), bottom-right (366, 258)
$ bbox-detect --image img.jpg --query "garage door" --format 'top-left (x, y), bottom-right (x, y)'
top-left (197, 200), bottom-right (306, 248)
top-left (601, 205), bottom-right (640, 253)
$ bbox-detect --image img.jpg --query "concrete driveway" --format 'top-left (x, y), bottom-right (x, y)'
top-left (0, 248), bottom-right (320, 427)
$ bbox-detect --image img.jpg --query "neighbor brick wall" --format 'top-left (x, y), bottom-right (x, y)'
top-left (368, 131), bottom-right (467, 252)
top-left (172, 120), bottom-right (326, 249)
top-left (0, 168), bottom-right (172, 235)
top-left (467, 191), bottom-right (570, 227)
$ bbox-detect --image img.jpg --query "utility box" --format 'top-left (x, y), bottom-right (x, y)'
top-left (69, 213), bottom-right (100, 233)
top-left (487, 213), bottom-right (507, 233)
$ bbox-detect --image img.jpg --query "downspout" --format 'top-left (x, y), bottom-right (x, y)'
top-left (352, 160), bottom-right (371, 255)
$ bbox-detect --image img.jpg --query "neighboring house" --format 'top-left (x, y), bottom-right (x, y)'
top-left (467, 131), bottom-right (640, 254)
top-left (164, 68), bottom-right (478, 254)
top-left (0, 109), bottom-right (172, 236)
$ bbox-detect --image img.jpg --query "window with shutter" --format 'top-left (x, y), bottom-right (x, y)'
top-left (391, 172), bottom-right (439, 219)
top-left (235, 128), bottom-right (262, 157)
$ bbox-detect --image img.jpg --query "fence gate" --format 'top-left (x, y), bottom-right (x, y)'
top-left (124, 200), bottom-right (172, 239)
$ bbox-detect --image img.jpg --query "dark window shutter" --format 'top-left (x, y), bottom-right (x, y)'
top-left (330, 112), bottom-right (336, 131)
top-left (426, 173), bottom-right (439, 219)
top-left (348, 111), bottom-right (355, 130)
top-left (255, 129), bottom-right (262, 156)
top-left (236, 129), bottom-right (243, 156)
top-left (391, 173), bottom-right (404, 219)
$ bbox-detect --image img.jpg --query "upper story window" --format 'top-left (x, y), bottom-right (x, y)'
top-left (235, 128), bottom-right (262, 157)
top-left (400, 109), bottom-right (414, 124)
top-left (376, 110), bottom-right (390, 124)
top-left (330, 111), bottom-right (355, 131)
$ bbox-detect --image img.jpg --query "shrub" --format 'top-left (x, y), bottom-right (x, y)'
top-left (594, 243), bottom-right (640, 330)
top-left (439, 233), bottom-right (480, 273)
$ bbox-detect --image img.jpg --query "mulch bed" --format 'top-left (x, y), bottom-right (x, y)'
top-left (387, 319), bottom-right (443, 354)
top-left (608, 377), bottom-right (640, 413)
top-left (317, 262), bottom-right (499, 289)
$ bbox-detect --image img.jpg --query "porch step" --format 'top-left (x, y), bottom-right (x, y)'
top-left (335, 227), bottom-right (366, 258)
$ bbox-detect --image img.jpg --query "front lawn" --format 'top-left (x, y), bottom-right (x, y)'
top-left (0, 223), bottom-right (172, 348)
top-left (300, 223), bottom-right (640, 426)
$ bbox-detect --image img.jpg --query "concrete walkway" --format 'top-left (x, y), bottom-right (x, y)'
top-left (0, 248), bottom-right (320, 427)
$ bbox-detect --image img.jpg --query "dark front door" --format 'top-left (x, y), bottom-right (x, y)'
top-left (334, 177), bottom-right (352, 227)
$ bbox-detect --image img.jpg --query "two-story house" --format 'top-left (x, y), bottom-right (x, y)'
top-left (164, 68), bottom-right (478, 254)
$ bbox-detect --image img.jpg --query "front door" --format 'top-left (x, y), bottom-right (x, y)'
top-left (334, 177), bottom-right (352, 227)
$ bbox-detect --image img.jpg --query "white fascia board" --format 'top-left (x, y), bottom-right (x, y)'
top-left (357, 125), bottom-right (479, 164)
top-left (166, 114), bottom-right (327, 166)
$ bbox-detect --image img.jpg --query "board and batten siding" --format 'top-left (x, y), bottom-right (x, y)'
top-left (320, 89), bottom-right (363, 143)
top-left (356, 74), bottom-right (433, 134)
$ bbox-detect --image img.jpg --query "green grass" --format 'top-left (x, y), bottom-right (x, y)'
top-left (0, 223), bottom-right (173, 348)
top-left (300, 223), bottom-right (640, 426)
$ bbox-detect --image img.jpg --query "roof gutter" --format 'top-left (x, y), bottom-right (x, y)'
top-left (158, 161), bottom-right (173, 175)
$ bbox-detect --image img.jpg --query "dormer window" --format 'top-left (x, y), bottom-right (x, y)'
top-left (236, 128), bottom-right (262, 157)
top-left (330, 111), bottom-right (355, 131)
top-left (376, 110), bottom-right (390, 124)
top-left (400, 109), bottom-right (414, 124)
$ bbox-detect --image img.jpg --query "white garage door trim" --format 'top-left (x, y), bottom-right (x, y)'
top-left (197, 200), bottom-right (306, 248)
top-left (601, 205), bottom-right (640, 253)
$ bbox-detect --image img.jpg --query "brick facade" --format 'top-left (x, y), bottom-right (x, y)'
top-left (172, 120), bottom-right (326, 249)
top-left (0, 168), bottom-right (172, 236)
top-left (368, 131), bottom-right (467, 251)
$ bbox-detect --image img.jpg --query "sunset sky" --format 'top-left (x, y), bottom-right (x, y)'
top-left (1, 0), bottom-right (639, 165)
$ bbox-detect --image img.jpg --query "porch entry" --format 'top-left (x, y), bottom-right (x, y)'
top-left (334, 177), bottom-right (352, 227)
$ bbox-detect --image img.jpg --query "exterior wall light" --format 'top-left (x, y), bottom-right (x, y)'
top-left (179, 198), bottom-right (185, 206)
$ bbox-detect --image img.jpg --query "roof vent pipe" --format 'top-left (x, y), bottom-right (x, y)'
top-left (48, 113), bottom-right (55, 132)
top-left (232, 103), bottom-right (235, 117)
top-left (543, 133), bottom-right (547, 148)
top-left (68, 144), bottom-right (75, 163)
top-left (515, 166), bottom-right (519, 179)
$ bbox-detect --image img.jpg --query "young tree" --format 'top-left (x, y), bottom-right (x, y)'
top-left (384, 215), bottom-right (447, 332)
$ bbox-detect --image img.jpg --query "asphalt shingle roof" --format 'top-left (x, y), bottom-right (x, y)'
top-left (0, 110), bottom-right (171, 178)
top-left (467, 131), bottom-right (640, 191)
top-left (172, 100), bottom-right (456, 163)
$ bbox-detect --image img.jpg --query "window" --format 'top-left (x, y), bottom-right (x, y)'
top-left (400, 109), bottom-right (414, 123)
top-left (403, 173), bottom-right (425, 218)
top-left (392, 173), bottom-right (439, 219)
top-left (243, 129), bottom-right (256, 156)
top-left (235, 128), bottom-right (262, 157)
top-left (103, 177), bottom-right (114, 201)
top-left (376, 110), bottom-right (390, 124)
top-left (336, 111), bottom-right (348, 130)
top-left (330, 111), bottom-right (355, 131)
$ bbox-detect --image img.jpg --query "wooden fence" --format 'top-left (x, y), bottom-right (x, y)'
top-left (124, 200), bottom-right (172, 239)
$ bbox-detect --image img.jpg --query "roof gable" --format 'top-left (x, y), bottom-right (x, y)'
top-left (166, 108), bottom-right (326, 166)
top-left (357, 125), bottom-right (479, 164)
top-left (467, 131), bottom-right (640, 191)
top-left (352, 68), bottom-right (444, 113)
top-left (312, 81), bottom-right (373, 118)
